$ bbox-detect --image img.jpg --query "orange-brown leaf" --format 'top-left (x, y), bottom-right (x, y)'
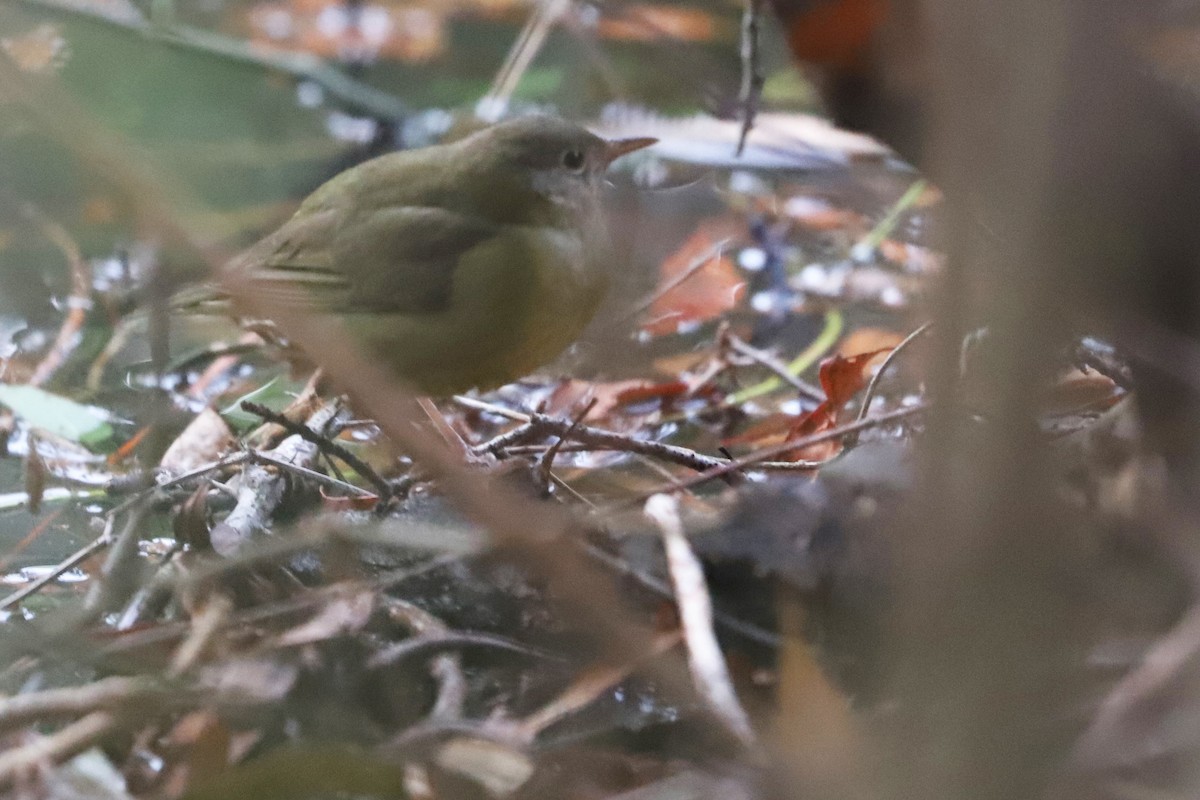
top-left (320, 488), bottom-right (379, 512)
top-left (817, 348), bottom-right (890, 408)
top-left (642, 219), bottom-right (747, 338)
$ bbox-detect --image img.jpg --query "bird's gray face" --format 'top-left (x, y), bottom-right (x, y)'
top-left (529, 143), bottom-right (608, 211)
top-left (529, 136), bottom-right (658, 212)
top-left (488, 117), bottom-right (655, 213)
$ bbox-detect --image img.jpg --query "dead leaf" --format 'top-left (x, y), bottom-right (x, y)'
top-left (838, 328), bottom-right (904, 361)
top-left (1042, 368), bottom-right (1122, 416)
top-left (771, 599), bottom-right (871, 796)
top-left (726, 348), bottom-right (889, 460)
top-left (598, 4), bottom-right (718, 42)
top-left (159, 711), bottom-right (232, 799)
top-left (612, 380), bottom-right (691, 409)
top-left (160, 408), bottom-right (234, 475)
top-left (642, 219), bottom-right (747, 338)
top-left (107, 425), bottom-right (151, 466)
top-left (815, 348), bottom-right (890, 409)
top-left (434, 737), bottom-right (534, 796)
top-left (784, 196), bottom-right (869, 233)
top-left (878, 239), bottom-right (945, 273)
top-left (319, 488), bottom-right (379, 512)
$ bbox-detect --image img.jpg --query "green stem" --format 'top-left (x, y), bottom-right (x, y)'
top-left (727, 308), bottom-right (843, 406)
top-left (857, 178), bottom-right (928, 253)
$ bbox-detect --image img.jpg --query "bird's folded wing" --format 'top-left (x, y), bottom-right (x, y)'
top-left (226, 206), bottom-right (499, 315)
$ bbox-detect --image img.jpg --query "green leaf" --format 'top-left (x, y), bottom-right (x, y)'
top-left (0, 385), bottom-right (115, 448)
top-left (220, 377), bottom-right (305, 429)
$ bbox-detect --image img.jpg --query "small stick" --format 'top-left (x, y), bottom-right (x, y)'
top-left (583, 542), bottom-right (779, 647)
top-left (511, 629), bottom-right (683, 743)
top-left (240, 400), bottom-right (391, 501)
top-left (536, 398), bottom-right (597, 490)
top-left (253, 452), bottom-right (374, 498)
top-left (416, 397), bottom-right (481, 468)
top-left (609, 404), bottom-right (927, 513)
top-left (0, 516), bottom-right (115, 611)
top-left (855, 321), bottom-right (933, 423)
top-left (0, 711), bottom-right (116, 790)
top-left (646, 494), bottom-right (756, 748)
top-left (736, 0), bottom-right (765, 156)
top-left (23, 204), bottom-right (91, 388)
top-left (452, 395), bottom-right (529, 422)
top-left (627, 238), bottom-right (732, 320)
top-left (382, 598), bottom-right (466, 722)
top-left (479, 0), bottom-right (570, 120)
top-left (724, 331), bottom-right (824, 402)
top-left (480, 413), bottom-right (736, 477)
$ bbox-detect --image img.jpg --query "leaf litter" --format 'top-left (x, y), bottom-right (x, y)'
top-left (0, 3), bottom-right (1164, 798)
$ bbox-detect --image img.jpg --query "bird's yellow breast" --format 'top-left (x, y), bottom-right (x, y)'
top-left (334, 222), bottom-right (608, 395)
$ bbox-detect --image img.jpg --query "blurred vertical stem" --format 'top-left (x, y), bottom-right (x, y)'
top-left (737, 0), bottom-right (765, 155)
top-left (479, 0), bottom-right (571, 121)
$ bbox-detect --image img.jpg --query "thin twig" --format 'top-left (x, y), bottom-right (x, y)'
top-left (0, 710), bottom-right (117, 790)
top-left (853, 178), bottom-right (929, 255)
top-left (476, 413), bottom-right (738, 478)
top-left (856, 321), bottom-right (933, 422)
top-left (381, 598), bottom-right (466, 722)
top-left (0, 517), bottom-right (114, 611)
top-left (99, 556), bottom-right (462, 657)
top-left (416, 397), bottom-right (481, 468)
top-left (240, 400), bottom-right (391, 501)
top-left (548, 473), bottom-right (596, 509)
top-left (16, 0), bottom-right (407, 120)
top-left (724, 331), bottom-right (824, 401)
top-left (452, 395), bottom-right (529, 422)
top-left (479, 0), bottom-right (570, 120)
top-left (23, 204), bottom-right (92, 388)
top-left (365, 632), bottom-right (553, 671)
top-left (582, 542), bottom-right (779, 647)
top-left (537, 398), bottom-right (597, 490)
top-left (736, 0), bottom-right (765, 156)
top-left (253, 452), bottom-right (374, 498)
top-left (168, 595), bottom-right (232, 676)
top-left (646, 494), bottom-right (757, 749)
top-left (82, 501), bottom-right (151, 619)
top-left (211, 402), bottom-right (342, 555)
top-left (0, 507), bottom-right (65, 574)
top-left (627, 238), bottom-right (732, 320)
top-left (0, 674), bottom-right (198, 737)
top-left (511, 629), bottom-right (683, 743)
top-left (608, 404), bottom-right (927, 513)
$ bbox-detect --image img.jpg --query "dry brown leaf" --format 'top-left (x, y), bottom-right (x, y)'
top-left (1042, 368), bottom-right (1122, 415)
top-left (160, 408), bottom-right (235, 476)
top-left (642, 219), bottom-right (747, 338)
top-left (597, 4), bottom-right (718, 42)
top-left (838, 328), bottom-right (904, 360)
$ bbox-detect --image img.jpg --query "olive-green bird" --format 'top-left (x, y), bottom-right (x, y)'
top-left (205, 114), bottom-right (654, 395)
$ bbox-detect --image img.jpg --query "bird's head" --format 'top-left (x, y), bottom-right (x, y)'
top-left (477, 115), bottom-right (656, 212)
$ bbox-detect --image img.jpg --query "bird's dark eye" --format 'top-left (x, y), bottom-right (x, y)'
top-left (562, 149), bottom-right (586, 171)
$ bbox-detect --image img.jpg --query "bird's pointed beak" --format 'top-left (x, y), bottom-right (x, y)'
top-left (601, 136), bottom-right (657, 166)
